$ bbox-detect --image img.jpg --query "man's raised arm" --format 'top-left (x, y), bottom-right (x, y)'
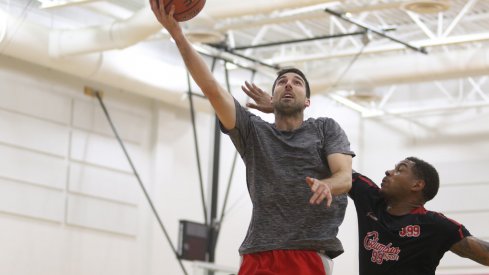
top-left (150, 0), bottom-right (236, 130)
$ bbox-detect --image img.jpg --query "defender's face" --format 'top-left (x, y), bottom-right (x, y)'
top-left (380, 159), bottom-right (418, 199)
top-left (272, 72), bottom-right (310, 114)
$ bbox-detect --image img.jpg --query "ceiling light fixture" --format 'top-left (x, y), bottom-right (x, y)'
top-left (182, 14), bottom-right (226, 44)
top-left (277, 1), bottom-right (341, 17)
top-left (37, 0), bottom-right (100, 9)
top-left (401, 0), bottom-right (452, 14)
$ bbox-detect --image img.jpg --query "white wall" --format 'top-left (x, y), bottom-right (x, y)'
top-left (1, 54), bottom-right (489, 275)
top-left (0, 55), bottom-right (215, 275)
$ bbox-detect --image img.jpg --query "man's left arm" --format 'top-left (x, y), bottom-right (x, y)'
top-left (306, 153), bottom-right (352, 207)
top-left (450, 236), bottom-right (489, 265)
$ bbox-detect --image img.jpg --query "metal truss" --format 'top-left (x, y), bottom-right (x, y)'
top-left (328, 75), bottom-right (489, 118)
top-left (30, 0), bottom-right (489, 118)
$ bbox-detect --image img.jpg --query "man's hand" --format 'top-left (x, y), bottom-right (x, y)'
top-left (149, 0), bottom-right (181, 36)
top-left (306, 177), bottom-right (333, 207)
top-left (241, 81), bottom-right (274, 114)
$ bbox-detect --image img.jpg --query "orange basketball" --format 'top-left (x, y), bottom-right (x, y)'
top-left (164, 0), bottom-right (206, 22)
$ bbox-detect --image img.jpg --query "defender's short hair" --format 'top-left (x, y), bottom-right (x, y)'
top-left (407, 156), bottom-right (440, 202)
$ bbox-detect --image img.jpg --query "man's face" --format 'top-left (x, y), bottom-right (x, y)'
top-left (271, 72), bottom-right (310, 115)
top-left (380, 159), bottom-right (420, 200)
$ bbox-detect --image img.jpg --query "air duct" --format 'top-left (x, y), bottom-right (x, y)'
top-left (49, 5), bottom-right (161, 58)
top-left (47, 0), bottom-right (339, 58)
top-left (0, 9), bottom-right (199, 110)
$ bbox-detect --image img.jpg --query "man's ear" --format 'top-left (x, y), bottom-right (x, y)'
top-left (305, 98), bottom-right (310, 108)
top-left (412, 179), bottom-right (425, 192)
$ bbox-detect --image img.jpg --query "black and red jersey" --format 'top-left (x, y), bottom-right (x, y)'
top-left (349, 173), bottom-right (471, 275)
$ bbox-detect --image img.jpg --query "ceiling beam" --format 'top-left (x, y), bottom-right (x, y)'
top-left (268, 32), bottom-right (489, 64)
top-left (324, 8), bottom-right (427, 54)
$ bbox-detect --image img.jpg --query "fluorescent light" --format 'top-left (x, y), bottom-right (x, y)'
top-left (328, 92), bottom-right (384, 117)
top-left (278, 1), bottom-right (341, 17)
top-left (38, 0), bottom-right (100, 9)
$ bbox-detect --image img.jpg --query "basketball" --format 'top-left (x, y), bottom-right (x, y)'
top-left (164, 0), bottom-right (206, 22)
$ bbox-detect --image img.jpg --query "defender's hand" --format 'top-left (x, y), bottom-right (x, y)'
top-left (241, 81), bottom-right (274, 114)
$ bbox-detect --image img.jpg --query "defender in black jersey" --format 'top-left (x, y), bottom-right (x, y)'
top-left (350, 157), bottom-right (489, 275)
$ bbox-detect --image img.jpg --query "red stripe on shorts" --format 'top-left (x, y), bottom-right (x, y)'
top-left (239, 250), bottom-right (327, 275)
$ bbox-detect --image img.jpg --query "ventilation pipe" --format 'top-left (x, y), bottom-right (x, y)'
top-left (48, 0), bottom-right (338, 57)
top-left (0, 9), bottom-right (200, 110)
top-left (49, 5), bottom-right (161, 57)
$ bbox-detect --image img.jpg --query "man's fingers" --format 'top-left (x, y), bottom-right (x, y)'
top-left (246, 81), bottom-right (267, 96)
top-left (251, 83), bottom-right (263, 94)
top-left (150, 0), bottom-right (169, 20)
top-left (305, 176), bottom-right (314, 187)
top-left (306, 177), bottom-right (332, 207)
top-left (307, 177), bottom-right (320, 204)
top-left (158, 0), bottom-right (163, 10)
top-left (309, 192), bottom-right (320, 204)
top-left (242, 83), bottom-right (255, 97)
top-left (246, 103), bottom-right (258, 110)
top-left (245, 81), bottom-right (260, 96)
top-left (150, 0), bottom-right (158, 13)
top-left (241, 85), bottom-right (250, 95)
top-left (244, 81), bottom-right (255, 92)
top-left (325, 192), bottom-right (332, 207)
top-left (151, 0), bottom-right (174, 19)
top-left (310, 190), bottom-right (332, 206)
top-left (168, 4), bottom-right (175, 17)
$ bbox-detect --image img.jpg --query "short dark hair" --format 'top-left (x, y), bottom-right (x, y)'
top-left (272, 67), bottom-right (311, 98)
top-left (406, 157), bottom-right (439, 202)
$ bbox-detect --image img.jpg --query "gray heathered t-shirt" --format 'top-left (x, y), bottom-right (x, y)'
top-left (221, 99), bottom-right (355, 258)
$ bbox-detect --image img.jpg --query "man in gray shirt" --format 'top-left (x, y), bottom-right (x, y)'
top-left (150, 1), bottom-right (354, 274)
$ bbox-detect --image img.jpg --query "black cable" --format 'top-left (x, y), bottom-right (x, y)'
top-left (231, 31), bottom-right (366, 50)
top-left (186, 72), bottom-right (209, 226)
top-left (93, 92), bottom-right (188, 275)
top-left (218, 152), bottom-right (238, 224)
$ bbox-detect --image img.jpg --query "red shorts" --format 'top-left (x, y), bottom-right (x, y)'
top-left (238, 250), bottom-right (332, 275)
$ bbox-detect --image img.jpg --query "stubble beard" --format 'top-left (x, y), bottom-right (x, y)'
top-left (273, 100), bottom-right (304, 117)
